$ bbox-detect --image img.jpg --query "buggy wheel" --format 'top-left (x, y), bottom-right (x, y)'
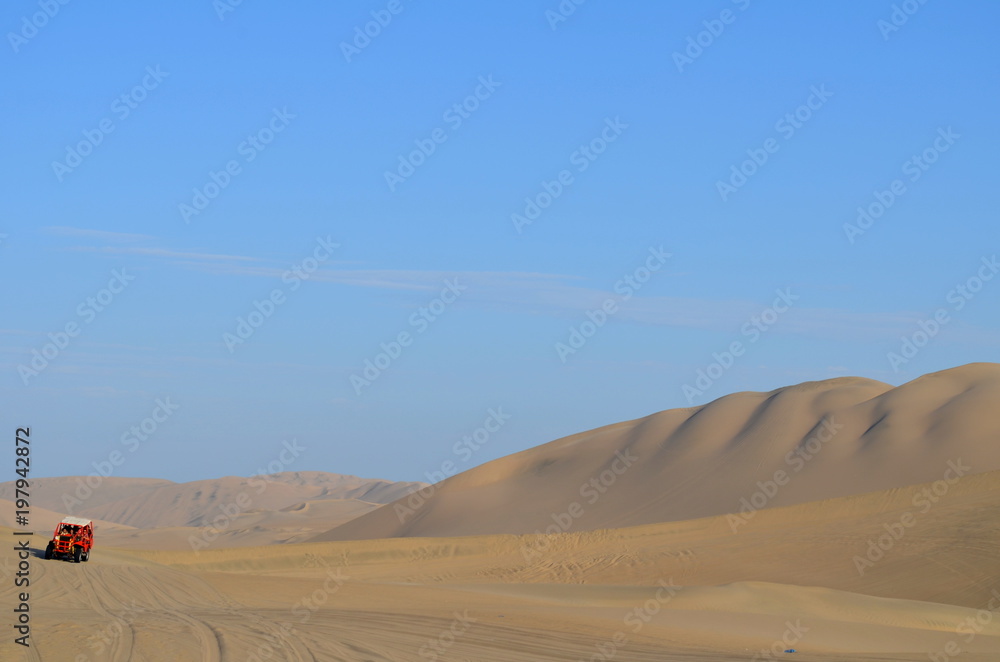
top-left (44, 542), bottom-right (54, 560)
top-left (73, 545), bottom-right (82, 563)
top-left (82, 550), bottom-right (90, 562)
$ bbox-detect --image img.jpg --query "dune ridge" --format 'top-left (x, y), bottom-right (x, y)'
top-left (316, 363), bottom-right (1000, 541)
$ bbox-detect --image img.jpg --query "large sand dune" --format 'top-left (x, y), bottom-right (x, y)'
top-left (317, 363), bottom-right (1000, 541)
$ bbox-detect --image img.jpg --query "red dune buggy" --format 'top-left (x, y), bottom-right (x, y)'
top-left (44, 516), bottom-right (93, 563)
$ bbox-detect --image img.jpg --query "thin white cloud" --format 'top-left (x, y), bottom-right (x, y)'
top-left (43, 226), bottom-right (156, 243)
top-left (67, 246), bottom-right (260, 262)
top-left (193, 262), bottom-right (931, 340)
top-left (193, 262), bottom-right (576, 292)
top-left (179, 259), bottom-right (932, 339)
top-left (36, 236), bottom-right (991, 344)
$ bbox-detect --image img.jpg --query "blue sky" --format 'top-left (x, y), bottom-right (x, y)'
top-left (2, 1), bottom-right (997, 484)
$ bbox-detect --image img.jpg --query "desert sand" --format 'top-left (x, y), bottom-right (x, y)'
top-left (2, 364), bottom-right (998, 661)
top-left (0, 472), bottom-right (424, 550)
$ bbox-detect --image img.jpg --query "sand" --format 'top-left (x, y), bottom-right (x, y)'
top-left (2, 363), bottom-right (998, 660)
top-left (0, 472), bottom-right (425, 530)
top-left (3, 470), bottom-right (998, 660)
top-left (319, 363), bottom-right (1000, 541)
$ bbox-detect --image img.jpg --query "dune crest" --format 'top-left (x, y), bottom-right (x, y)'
top-left (316, 363), bottom-right (1000, 541)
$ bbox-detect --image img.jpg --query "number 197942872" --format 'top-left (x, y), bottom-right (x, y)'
top-left (15, 428), bottom-right (30, 518)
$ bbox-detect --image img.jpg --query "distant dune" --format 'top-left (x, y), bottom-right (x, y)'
top-left (97, 498), bottom-right (384, 550)
top-left (0, 476), bottom-right (173, 512)
top-left (315, 363), bottom-right (1000, 541)
top-left (0, 471), bottom-right (424, 530)
top-left (0, 498), bottom-right (133, 535)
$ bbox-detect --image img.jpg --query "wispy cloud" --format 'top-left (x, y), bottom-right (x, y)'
top-left (67, 246), bottom-right (260, 262)
top-left (197, 263), bottom-right (577, 292)
top-left (43, 226), bottom-right (156, 243)
top-left (167, 257), bottom-right (931, 339)
top-left (180, 261), bottom-right (931, 340)
top-left (38, 236), bottom-right (985, 344)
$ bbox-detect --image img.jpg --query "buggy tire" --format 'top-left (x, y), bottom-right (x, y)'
top-left (73, 546), bottom-right (82, 563)
top-left (44, 542), bottom-right (54, 560)
top-left (82, 551), bottom-right (90, 562)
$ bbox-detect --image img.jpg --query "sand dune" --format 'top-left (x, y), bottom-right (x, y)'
top-left (0, 498), bottom-right (133, 537)
top-left (0, 476), bottom-right (172, 512)
top-left (266, 471), bottom-right (424, 503)
top-left (85, 476), bottom-right (349, 528)
top-left (3, 467), bottom-right (998, 661)
top-left (0, 472), bottom-right (424, 530)
top-left (98, 498), bottom-right (382, 550)
top-left (317, 363), bottom-right (1000, 541)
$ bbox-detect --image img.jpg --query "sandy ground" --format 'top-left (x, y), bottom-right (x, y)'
top-left (2, 468), bottom-right (998, 661)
